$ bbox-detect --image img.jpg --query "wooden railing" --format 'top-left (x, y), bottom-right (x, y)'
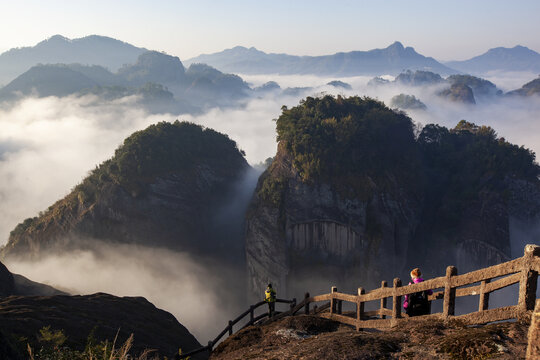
top-left (176, 298), bottom-right (296, 359)
top-left (175, 244), bottom-right (539, 358)
top-left (284, 244), bottom-right (540, 330)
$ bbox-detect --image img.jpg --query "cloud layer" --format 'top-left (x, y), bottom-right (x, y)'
top-left (4, 242), bottom-right (249, 342)
top-left (1, 73), bottom-right (539, 342)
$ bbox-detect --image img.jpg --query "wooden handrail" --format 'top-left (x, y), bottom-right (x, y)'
top-left (294, 244), bottom-right (540, 331)
top-left (176, 298), bottom-right (296, 359)
top-left (176, 244), bottom-right (539, 358)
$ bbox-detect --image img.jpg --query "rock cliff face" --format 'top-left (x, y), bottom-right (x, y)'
top-left (246, 96), bottom-right (423, 299)
top-left (2, 121), bottom-right (250, 261)
top-left (507, 178), bottom-right (540, 258)
top-left (246, 157), bottom-right (419, 299)
top-left (245, 96), bottom-right (540, 300)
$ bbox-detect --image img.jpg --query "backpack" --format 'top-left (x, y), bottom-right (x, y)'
top-left (407, 290), bottom-right (430, 317)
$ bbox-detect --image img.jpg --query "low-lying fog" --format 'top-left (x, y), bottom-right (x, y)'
top-left (1, 72), bottom-right (539, 342)
top-left (4, 242), bottom-right (247, 342)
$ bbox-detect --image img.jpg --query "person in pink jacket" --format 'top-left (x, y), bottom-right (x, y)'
top-left (403, 268), bottom-right (432, 316)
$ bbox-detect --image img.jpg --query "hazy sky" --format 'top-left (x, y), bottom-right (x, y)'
top-left (1, 0), bottom-right (539, 61)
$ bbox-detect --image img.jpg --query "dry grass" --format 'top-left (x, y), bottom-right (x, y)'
top-left (27, 331), bottom-right (159, 360)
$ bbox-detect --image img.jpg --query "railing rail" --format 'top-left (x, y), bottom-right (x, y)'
top-left (176, 298), bottom-right (296, 359)
top-left (299, 244), bottom-right (540, 330)
top-left (175, 244), bottom-right (539, 359)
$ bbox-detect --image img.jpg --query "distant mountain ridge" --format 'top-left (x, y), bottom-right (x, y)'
top-left (0, 34), bottom-right (146, 85)
top-left (185, 41), bottom-right (458, 76)
top-left (446, 45), bottom-right (540, 74)
top-left (0, 50), bottom-right (251, 113)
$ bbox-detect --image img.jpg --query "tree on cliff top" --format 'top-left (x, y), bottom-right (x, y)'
top-left (8, 121), bottom-right (248, 242)
top-left (275, 95), bottom-right (420, 185)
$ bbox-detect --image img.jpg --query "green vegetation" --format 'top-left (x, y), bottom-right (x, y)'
top-left (27, 326), bottom-right (157, 360)
top-left (259, 94), bottom-right (539, 224)
top-left (418, 120), bottom-right (539, 240)
top-left (390, 94), bottom-right (427, 110)
top-left (258, 174), bottom-right (287, 208)
top-left (274, 95), bottom-right (420, 196)
top-left (419, 120), bottom-right (538, 195)
top-left (101, 121), bottom-right (244, 189)
top-left (8, 121), bottom-right (246, 242)
top-left (9, 217), bottom-right (38, 238)
top-left (75, 120), bottom-right (244, 200)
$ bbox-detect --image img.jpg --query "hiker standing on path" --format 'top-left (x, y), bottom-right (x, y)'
top-left (265, 283), bottom-right (276, 317)
top-left (403, 268), bottom-right (432, 317)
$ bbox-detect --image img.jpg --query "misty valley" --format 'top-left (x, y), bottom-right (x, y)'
top-left (0, 35), bottom-right (539, 359)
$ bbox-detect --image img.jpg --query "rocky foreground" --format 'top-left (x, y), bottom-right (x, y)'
top-left (0, 293), bottom-right (206, 359)
top-left (0, 260), bottom-right (206, 359)
top-left (211, 315), bottom-right (530, 359)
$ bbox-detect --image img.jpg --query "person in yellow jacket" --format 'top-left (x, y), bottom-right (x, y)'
top-left (265, 283), bottom-right (276, 316)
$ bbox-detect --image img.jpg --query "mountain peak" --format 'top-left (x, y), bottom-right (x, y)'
top-left (231, 45), bottom-right (249, 51)
top-left (187, 41), bottom-right (455, 76)
top-left (36, 34), bottom-right (70, 46)
top-left (48, 34), bottom-right (69, 41)
top-left (446, 44), bottom-right (540, 74)
top-left (486, 45), bottom-right (538, 56)
top-left (228, 46), bottom-right (263, 54)
top-left (387, 41), bottom-right (405, 50)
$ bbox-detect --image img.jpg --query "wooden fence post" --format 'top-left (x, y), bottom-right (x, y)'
top-left (356, 287), bottom-right (365, 331)
top-left (380, 280), bottom-right (388, 319)
top-left (526, 299), bottom-right (540, 359)
top-left (304, 292), bottom-right (310, 314)
top-left (518, 244), bottom-right (540, 313)
top-left (392, 278), bottom-right (402, 325)
top-left (331, 286), bottom-right (337, 314)
top-left (290, 298), bottom-right (296, 312)
top-left (478, 279), bottom-right (491, 311)
top-left (443, 266), bottom-right (457, 318)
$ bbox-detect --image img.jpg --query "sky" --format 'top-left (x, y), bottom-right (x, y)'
top-left (1, 0), bottom-right (540, 61)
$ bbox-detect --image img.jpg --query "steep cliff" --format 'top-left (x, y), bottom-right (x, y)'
top-left (246, 96), bottom-right (423, 299)
top-left (2, 121), bottom-right (250, 261)
top-left (246, 96), bottom-right (540, 300)
top-left (411, 121), bottom-right (540, 274)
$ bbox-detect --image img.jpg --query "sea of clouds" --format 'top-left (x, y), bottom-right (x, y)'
top-left (1, 72), bottom-right (539, 341)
